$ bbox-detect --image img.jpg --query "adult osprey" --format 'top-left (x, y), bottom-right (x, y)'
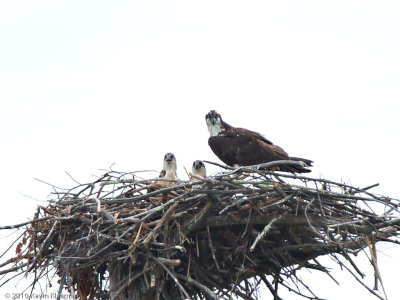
top-left (205, 110), bottom-right (313, 173)
top-left (190, 160), bottom-right (206, 182)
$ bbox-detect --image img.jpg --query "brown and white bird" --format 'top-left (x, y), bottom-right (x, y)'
top-left (158, 152), bottom-right (178, 186)
top-left (205, 110), bottom-right (313, 173)
top-left (190, 160), bottom-right (207, 182)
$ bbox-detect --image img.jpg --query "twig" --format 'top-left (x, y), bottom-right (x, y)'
top-left (175, 273), bottom-right (217, 300)
top-left (260, 275), bottom-right (284, 300)
top-left (148, 253), bottom-right (191, 300)
top-left (0, 217), bottom-right (52, 230)
top-left (143, 203), bottom-right (178, 247)
top-left (366, 236), bottom-right (388, 299)
top-left (250, 216), bottom-right (282, 252)
top-left (207, 225), bottom-right (220, 270)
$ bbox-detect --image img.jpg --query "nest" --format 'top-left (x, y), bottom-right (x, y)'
top-left (1, 160), bottom-right (400, 300)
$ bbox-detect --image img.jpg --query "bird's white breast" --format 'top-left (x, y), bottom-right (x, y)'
top-left (207, 122), bottom-right (224, 137)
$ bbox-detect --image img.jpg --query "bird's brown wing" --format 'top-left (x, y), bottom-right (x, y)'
top-left (159, 170), bottom-right (166, 178)
top-left (239, 128), bottom-right (289, 158)
top-left (208, 135), bottom-right (238, 166)
top-left (208, 127), bottom-right (290, 166)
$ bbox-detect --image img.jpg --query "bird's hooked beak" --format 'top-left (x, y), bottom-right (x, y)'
top-left (209, 117), bottom-right (217, 126)
top-left (164, 153), bottom-right (175, 164)
top-left (206, 110), bottom-right (221, 126)
top-left (206, 110), bottom-right (223, 137)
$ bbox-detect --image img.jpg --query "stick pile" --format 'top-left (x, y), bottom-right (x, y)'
top-left (1, 161), bottom-right (399, 300)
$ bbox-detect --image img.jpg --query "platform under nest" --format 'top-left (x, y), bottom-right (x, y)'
top-left (1, 160), bottom-right (400, 300)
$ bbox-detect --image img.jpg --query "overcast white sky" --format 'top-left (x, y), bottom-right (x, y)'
top-left (0, 1), bottom-right (399, 299)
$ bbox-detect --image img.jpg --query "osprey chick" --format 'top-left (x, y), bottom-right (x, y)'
top-left (205, 110), bottom-right (313, 173)
top-left (158, 152), bottom-right (178, 186)
top-left (191, 160), bottom-right (206, 182)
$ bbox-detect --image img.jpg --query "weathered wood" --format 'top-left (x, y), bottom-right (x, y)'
top-left (0, 164), bottom-right (399, 300)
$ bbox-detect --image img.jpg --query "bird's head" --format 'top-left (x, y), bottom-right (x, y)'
top-left (192, 160), bottom-right (205, 171)
top-left (163, 152), bottom-right (176, 169)
top-left (205, 110), bottom-right (223, 137)
top-left (191, 160), bottom-right (206, 180)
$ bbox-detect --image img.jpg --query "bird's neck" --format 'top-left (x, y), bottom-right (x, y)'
top-left (208, 120), bottom-right (229, 137)
top-left (192, 169), bottom-right (205, 180)
top-left (208, 125), bottom-right (220, 137)
top-left (164, 164), bottom-right (177, 179)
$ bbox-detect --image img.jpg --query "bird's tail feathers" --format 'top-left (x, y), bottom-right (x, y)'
top-left (289, 157), bottom-right (313, 167)
top-left (278, 157), bottom-right (313, 173)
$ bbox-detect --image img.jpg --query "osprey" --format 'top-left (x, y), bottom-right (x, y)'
top-left (158, 152), bottom-right (178, 186)
top-left (205, 110), bottom-right (313, 173)
top-left (191, 160), bottom-right (207, 182)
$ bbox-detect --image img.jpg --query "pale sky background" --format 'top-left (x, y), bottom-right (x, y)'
top-left (0, 1), bottom-right (399, 299)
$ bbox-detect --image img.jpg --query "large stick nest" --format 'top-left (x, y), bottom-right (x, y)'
top-left (1, 161), bottom-right (400, 300)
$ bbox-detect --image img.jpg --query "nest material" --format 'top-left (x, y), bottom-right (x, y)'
top-left (1, 161), bottom-right (400, 300)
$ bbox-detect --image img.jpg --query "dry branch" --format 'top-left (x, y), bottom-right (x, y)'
top-left (1, 162), bottom-right (399, 299)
